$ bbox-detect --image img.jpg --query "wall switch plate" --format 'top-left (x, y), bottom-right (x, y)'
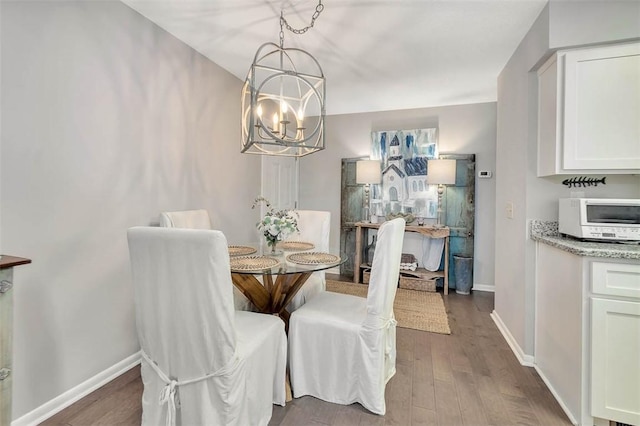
top-left (506, 201), bottom-right (514, 219)
top-left (478, 170), bottom-right (493, 178)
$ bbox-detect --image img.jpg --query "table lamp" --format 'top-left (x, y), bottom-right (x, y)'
top-left (356, 160), bottom-right (381, 222)
top-left (426, 159), bottom-right (456, 227)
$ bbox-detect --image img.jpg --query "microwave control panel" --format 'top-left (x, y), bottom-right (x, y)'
top-left (578, 226), bottom-right (640, 242)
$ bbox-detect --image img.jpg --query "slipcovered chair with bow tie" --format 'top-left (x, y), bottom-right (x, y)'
top-left (159, 209), bottom-right (251, 311)
top-left (127, 227), bottom-right (287, 426)
top-left (286, 210), bottom-right (331, 311)
top-left (288, 217), bottom-right (405, 415)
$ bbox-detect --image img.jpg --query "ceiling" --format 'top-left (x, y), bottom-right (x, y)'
top-left (122, 0), bottom-right (548, 116)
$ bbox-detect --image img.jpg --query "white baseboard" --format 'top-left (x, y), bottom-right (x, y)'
top-left (533, 364), bottom-right (579, 426)
top-left (12, 351), bottom-right (141, 426)
top-left (472, 283), bottom-right (495, 292)
top-left (490, 310), bottom-right (534, 367)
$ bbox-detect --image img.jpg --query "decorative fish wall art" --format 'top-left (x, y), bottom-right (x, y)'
top-left (562, 176), bottom-right (606, 188)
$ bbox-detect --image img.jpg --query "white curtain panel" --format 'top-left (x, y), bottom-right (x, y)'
top-left (288, 218), bottom-right (405, 415)
top-left (287, 210), bottom-right (331, 311)
top-left (127, 227), bottom-right (287, 426)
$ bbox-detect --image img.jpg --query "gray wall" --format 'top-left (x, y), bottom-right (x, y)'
top-left (0, 1), bottom-right (259, 419)
top-left (299, 102), bottom-right (497, 290)
top-left (495, 0), bottom-right (640, 357)
top-left (6, 0), bottom-right (639, 419)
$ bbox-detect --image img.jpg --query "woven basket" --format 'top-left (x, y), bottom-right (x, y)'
top-left (399, 274), bottom-right (437, 292)
top-left (364, 270), bottom-right (436, 292)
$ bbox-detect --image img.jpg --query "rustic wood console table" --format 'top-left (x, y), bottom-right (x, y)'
top-left (353, 222), bottom-right (450, 294)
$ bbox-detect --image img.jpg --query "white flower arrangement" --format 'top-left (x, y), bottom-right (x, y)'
top-left (252, 197), bottom-right (299, 251)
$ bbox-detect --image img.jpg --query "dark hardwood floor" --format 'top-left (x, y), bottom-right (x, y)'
top-left (40, 277), bottom-right (571, 425)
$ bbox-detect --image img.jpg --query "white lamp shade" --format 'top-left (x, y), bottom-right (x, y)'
top-left (426, 159), bottom-right (456, 185)
top-left (356, 160), bottom-right (381, 184)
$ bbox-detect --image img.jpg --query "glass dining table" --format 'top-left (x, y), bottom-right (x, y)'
top-left (228, 244), bottom-right (345, 331)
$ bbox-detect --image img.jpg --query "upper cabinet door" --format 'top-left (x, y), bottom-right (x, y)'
top-left (564, 43), bottom-right (640, 170)
top-left (537, 42), bottom-right (640, 176)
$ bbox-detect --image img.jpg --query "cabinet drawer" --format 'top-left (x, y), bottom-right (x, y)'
top-left (591, 261), bottom-right (640, 298)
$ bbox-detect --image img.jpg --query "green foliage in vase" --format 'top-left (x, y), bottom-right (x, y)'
top-left (252, 197), bottom-right (299, 247)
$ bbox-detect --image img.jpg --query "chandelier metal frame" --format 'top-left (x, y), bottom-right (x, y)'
top-left (241, 2), bottom-right (326, 157)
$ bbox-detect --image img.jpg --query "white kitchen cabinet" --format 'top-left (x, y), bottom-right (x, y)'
top-left (591, 298), bottom-right (640, 426)
top-left (535, 242), bottom-right (640, 426)
top-left (590, 260), bottom-right (640, 426)
top-left (537, 42), bottom-right (640, 176)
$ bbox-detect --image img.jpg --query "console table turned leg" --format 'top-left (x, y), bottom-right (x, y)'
top-left (444, 236), bottom-right (449, 295)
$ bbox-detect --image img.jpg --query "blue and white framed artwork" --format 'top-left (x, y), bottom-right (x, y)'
top-left (369, 128), bottom-right (438, 219)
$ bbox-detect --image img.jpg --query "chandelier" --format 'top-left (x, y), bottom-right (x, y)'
top-left (241, 1), bottom-right (326, 157)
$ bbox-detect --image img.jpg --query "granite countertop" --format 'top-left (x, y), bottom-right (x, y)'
top-left (530, 221), bottom-right (640, 260)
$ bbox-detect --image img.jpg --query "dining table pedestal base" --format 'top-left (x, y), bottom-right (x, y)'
top-left (231, 271), bottom-right (312, 333)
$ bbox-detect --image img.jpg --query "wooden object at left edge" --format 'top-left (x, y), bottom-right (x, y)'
top-left (0, 255), bottom-right (31, 426)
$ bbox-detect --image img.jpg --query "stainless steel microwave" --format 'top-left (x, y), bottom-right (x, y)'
top-left (559, 198), bottom-right (640, 242)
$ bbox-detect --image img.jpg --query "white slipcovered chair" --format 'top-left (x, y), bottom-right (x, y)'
top-left (288, 218), bottom-right (405, 415)
top-left (127, 227), bottom-right (287, 426)
top-left (286, 210), bottom-right (331, 311)
top-left (159, 209), bottom-right (252, 311)
top-left (159, 209), bottom-right (212, 229)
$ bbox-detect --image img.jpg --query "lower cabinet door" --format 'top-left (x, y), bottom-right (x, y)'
top-left (591, 297), bottom-right (640, 425)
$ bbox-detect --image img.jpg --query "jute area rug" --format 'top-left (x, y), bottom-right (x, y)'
top-left (326, 280), bottom-right (451, 335)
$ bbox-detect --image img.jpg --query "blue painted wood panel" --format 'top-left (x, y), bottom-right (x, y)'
top-left (441, 154), bottom-right (475, 290)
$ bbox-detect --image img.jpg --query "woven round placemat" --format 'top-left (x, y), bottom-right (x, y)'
top-left (228, 245), bottom-right (257, 256)
top-left (278, 241), bottom-right (315, 251)
top-left (286, 252), bottom-right (340, 265)
top-left (230, 256), bottom-right (279, 271)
